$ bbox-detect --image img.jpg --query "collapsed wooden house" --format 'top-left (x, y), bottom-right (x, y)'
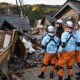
top-left (45, 14), bottom-right (56, 25)
top-left (0, 15), bottom-right (31, 32)
top-left (0, 30), bottom-right (16, 65)
top-left (0, 29), bottom-right (17, 80)
top-left (0, 1), bottom-right (32, 79)
top-left (52, 0), bottom-right (80, 20)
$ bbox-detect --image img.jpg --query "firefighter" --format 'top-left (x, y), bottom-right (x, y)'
top-left (55, 19), bottom-right (64, 39)
top-left (75, 21), bottom-right (80, 79)
top-left (56, 21), bottom-right (76, 80)
top-left (38, 25), bottom-right (60, 79)
top-left (55, 19), bottom-right (64, 62)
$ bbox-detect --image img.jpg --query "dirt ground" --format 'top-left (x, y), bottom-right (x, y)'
top-left (21, 63), bottom-right (79, 80)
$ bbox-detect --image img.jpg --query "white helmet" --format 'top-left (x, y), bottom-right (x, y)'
top-left (78, 21), bottom-right (80, 26)
top-left (68, 17), bottom-right (72, 20)
top-left (56, 19), bottom-right (63, 24)
top-left (66, 21), bottom-right (73, 28)
top-left (48, 25), bottom-right (55, 32)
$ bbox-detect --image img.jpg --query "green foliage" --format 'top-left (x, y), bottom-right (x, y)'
top-left (24, 5), bottom-right (60, 26)
top-left (0, 2), bottom-right (61, 26)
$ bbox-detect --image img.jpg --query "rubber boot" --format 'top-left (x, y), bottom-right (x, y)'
top-left (76, 77), bottom-right (80, 80)
top-left (65, 75), bottom-right (71, 80)
top-left (58, 76), bottom-right (62, 80)
top-left (76, 72), bottom-right (80, 76)
top-left (75, 72), bottom-right (80, 80)
top-left (50, 72), bottom-right (54, 78)
top-left (38, 72), bottom-right (45, 78)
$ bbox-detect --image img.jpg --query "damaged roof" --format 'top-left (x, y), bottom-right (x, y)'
top-left (0, 15), bottom-right (31, 31)
top-left (45, 15), bottom-right (56, 23)
top-left (53, 0), bottom-right (80, 18)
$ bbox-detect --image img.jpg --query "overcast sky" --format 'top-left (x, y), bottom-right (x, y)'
top-left (0, 0), bottom-right (67, 5)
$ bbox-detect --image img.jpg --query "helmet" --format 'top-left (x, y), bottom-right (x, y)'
top-left (47, 25), bottom-right (55, 32)
top-left (66, 21), bottom-right (73, 28)
top-left (78, 21), bottom-right (80, 26)
top-left (68, 17), bottom-right (72, 20)
top-left (56, 19), bottom-right (63, 24)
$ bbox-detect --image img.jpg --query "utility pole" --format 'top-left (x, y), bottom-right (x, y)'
top-left (16, 0), bottom-right (25, 19)
top-left (19, 0), bottom-right (24, 18)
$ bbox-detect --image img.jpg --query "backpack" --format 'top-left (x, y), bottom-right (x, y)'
top-left (66, 31), bottom-right (74, 43)
top-left (60, 31), bottom-right (74, 48)
top-left (45, 35), bottom-right (57, 51)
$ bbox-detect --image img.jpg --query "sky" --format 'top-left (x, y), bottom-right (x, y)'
top-left (0, 0), bottom-right (67, 5)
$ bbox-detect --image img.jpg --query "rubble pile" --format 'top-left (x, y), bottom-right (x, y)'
top-left (0, 28), bottom-right (42, 80)
top-left (9, 49), bottom-right (43, 70)
top-left (7, 35), bottom-right (43, 79)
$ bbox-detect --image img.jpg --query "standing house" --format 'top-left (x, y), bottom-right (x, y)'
top-left (53, 0), bottom-right (80, 20)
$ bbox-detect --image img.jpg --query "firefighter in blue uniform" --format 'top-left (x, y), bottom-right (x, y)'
top-left (38, 25), bottom-right (60, 78)
top-left (75, 21), bottom-right (80, 79)
top-left (56, 21), bottom-right (76, 80)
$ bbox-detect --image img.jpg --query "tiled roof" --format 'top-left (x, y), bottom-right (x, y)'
top-left (0, 15), bottom-right (31, 31)
top-left (71, 0), bottom-right (80, 12)
top-left (53, 0), bottom-right (80, 18)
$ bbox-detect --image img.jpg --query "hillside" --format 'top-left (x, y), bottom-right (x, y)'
top-left (0, 2), bottom-right (61, 26)
top-left (0, 2), bottom-right (15, 6)
top-left (0, 2), bottom-right (18, 15)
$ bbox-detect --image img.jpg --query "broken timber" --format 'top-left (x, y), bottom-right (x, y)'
top-left (0, 29), bottom-right (17, 80)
